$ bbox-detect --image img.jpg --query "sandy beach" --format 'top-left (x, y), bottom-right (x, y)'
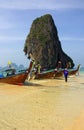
top-left (0, 73), bottom-right (84, 130)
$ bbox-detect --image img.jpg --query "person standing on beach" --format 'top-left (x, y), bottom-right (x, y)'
top-left (63, 68), bottom-right (68, 82)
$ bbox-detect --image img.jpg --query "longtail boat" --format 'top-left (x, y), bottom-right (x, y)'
top-left (0, 61), bottom-right (33, 85)
top-left (35, 64), bottom-right (80, 79)
top-left (68, 64), bottom-right (80, 76)
top-left (29, 62), bottom-right (80, 80)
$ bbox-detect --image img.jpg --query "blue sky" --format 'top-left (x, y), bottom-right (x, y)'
top-left (0, 0), bottom-right (84, 67)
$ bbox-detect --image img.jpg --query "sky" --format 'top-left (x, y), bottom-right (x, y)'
top-left (0, 0), bottom-right (84, 68)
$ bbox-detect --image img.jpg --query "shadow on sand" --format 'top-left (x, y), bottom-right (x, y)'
top-left (24, 81), bottom-right (43, 87)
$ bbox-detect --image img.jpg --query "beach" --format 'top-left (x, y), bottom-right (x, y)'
top-left (0, 73), bottom-right (84, 130)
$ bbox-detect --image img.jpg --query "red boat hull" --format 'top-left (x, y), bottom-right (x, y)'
top-left (35, 70), bottom-right (55, 79)
top-left (0, 72), bottom-right (28, 85)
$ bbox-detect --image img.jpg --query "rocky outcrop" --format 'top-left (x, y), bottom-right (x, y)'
top-left (24, 14), bottom-right (74, 69)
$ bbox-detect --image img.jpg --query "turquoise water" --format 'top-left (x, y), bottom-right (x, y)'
top-left (80, 67), bottom-right (84, 72)
top-left (80, 70), bottom-right (84, 74)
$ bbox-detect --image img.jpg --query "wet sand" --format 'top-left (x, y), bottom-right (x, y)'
top-left (0, 73), bottom-right (84, 130)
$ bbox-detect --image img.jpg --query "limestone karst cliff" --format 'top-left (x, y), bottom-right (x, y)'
top-left (24, 14), bottom-right (74, 69)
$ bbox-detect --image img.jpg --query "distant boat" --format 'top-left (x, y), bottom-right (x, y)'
top-left (0, 61), bottom-right (33, 85)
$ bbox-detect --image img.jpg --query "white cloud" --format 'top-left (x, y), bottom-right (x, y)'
top-left (0, 0), bottom-right (84, 10)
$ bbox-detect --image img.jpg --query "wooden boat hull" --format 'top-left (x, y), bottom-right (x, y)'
top-left (0, 61), bottom-right (33, 85)
top-left (54, 70), bottom-right (63, 78)
top-left (0, 72), bottom-right (28, 85)
top-left (68, 64), bottom-right (80, 76)
top-left (68, 70), bottom-right (78, 76)
top-left (35, 70), bottom-right (63, 79)
top-left (35, 70), bottom-right (55, 79)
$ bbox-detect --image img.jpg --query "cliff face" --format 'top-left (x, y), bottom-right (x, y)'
top-left (24, 14), bottom-right (74, 69)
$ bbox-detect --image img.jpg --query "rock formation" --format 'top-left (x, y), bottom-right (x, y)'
top-left (24, 14), bottom-right (74, 69)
